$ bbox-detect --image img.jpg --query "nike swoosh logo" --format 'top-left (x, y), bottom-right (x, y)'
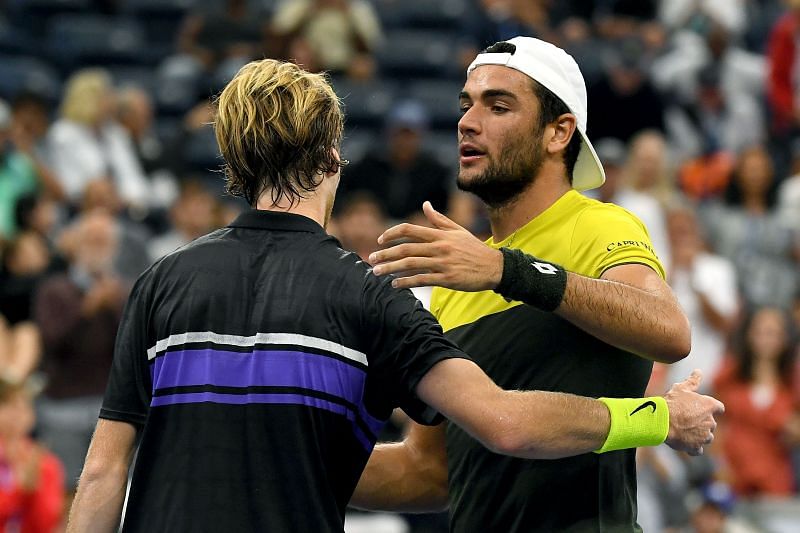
top-left (630, 401), bottom-right (657, 416)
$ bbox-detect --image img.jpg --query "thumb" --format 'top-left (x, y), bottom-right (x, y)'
top-left (680, 369), bottom-right (703, 392)
top-left (422, 201), bottom-right (462, 230)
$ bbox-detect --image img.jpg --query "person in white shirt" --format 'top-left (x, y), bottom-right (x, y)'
top-left (47, 69), bottom-right (149, 208)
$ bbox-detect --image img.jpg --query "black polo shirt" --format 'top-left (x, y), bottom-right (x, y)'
top-left (100, 209), bottom-right (467, 532)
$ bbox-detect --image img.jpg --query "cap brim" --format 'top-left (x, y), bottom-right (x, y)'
top-left (573, 128), bottom-right (606, 192)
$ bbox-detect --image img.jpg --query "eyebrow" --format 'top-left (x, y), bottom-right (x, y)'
top-left (459, 89), bottom-right (519, 101)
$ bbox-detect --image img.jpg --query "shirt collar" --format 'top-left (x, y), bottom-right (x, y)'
top-left (228, 209), bottom-right (326, 234)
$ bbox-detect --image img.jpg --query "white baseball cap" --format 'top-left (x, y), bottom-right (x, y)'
top-left (467, 36), bottom-right (605, 191)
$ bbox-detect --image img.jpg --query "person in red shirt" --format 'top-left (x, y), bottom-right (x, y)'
top-left (768, 1), bottom-right (800, 135)
top-left (714, 306), bottom-right (798, 496)
top-left (0, 378), bottom-right (64, 532)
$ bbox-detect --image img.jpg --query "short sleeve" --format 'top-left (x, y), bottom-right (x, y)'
top-left (99, 272), bottom-right (154, 427)
top-left (360, 273), bottom-right (470, 426)
top-left (571, 204), bottom-right (666, 280)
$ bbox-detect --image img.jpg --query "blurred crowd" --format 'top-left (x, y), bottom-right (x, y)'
top-left (0, 0), bottom-right (799, 531)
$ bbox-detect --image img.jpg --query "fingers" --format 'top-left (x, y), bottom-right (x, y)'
top-left (388, 272), bottom-right (445, 290)
top-left (681, 369), bottom-right (703, 392)
top-left (371, 256), bottom-right (437, 277)
top-left (369, 242), bottom-right (437, 267)
top-left (378, 223), bottom-right (441, 246)
top-left (422, 201), bottom-right (463, 230)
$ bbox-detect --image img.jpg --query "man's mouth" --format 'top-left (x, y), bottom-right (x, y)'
top-left (459, 143), bottom-right (486, 163)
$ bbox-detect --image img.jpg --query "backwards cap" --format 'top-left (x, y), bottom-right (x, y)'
top-left (467, 36), bottom-right (605, 191)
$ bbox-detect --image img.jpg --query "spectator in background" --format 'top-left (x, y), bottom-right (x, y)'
top-left (612, 130), bottom-right (673, 268)
top-left (148, 181), bottom-right (219, 261)
top-left (271, 0), bottom-right (382, 79)
top-left (328, 191), bottom-right (387, 263)
top-left (340, 100), bottom-right (452, 222)
top-left (47, 69), bottom-right (149, 210)
top-left (714, 306), bottom-right (799, 497)
top-left (33, 210), bottom-right (128, 491)
top-left (668, 64), bottom-right (764, 177)
top-left (10, 93), bottom-right (64, 203)
top-left (0, 101), bottom-right (42, 240)
top-left (701, 145), bottom-right (799, 309)
top-left (0, 377), bottom-right (64, 532)
top-left (177, 0), bottom-right (268, 77)
top-left (587, 36), bottom-right (665, 143)
top-left (777, 138), bottom-right (800, 229)
top-left (664, 206), bottom-right (739, 395)
top-left (689, 482), bottom-right (760, 533)
top-left (589, 137), bottom-right (627, 203)
top-left (117, 86), bottom-right (179, 229)
top-left (768, 0), bottom-right (800, 137)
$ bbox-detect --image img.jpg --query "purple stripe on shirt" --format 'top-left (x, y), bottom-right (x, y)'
top-left (150, 391), bottom-right (375, 451)
top-left (150, 348), bottom-right (384, 436)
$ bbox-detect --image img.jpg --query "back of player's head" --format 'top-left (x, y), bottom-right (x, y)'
top-left (215, 59), bottom-right (345, 207)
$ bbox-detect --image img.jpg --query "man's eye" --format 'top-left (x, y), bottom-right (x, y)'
top-left (459, 105), bottom-right (471, 114)
top-left (492, 106), bottom-right (508, 113)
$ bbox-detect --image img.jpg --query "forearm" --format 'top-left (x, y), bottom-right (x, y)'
top-left (67, 419), bottom-right (137, 533)
top-left (555, 272), bottom-right (690, 363)
top-left (67, 466), bottom-right (129, 533)
top-left (351, 441), bottom-right (448, 513)
top-left (478, 390), bottom-right (611, 459)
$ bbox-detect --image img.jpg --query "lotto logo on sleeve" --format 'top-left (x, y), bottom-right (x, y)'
top-left (530, 261), bottom-right (559, 275)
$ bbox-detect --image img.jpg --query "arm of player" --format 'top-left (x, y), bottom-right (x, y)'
top-left (351, 422), bottom-right (449, 513)
top-left (67, 419), bottom-right (138, 533)
top-left (369, 202), bottom-right (689, 363)
top-left (556, 264), bottom-right (690, 363)
top-left (353, 363), bottom-right (721, 513)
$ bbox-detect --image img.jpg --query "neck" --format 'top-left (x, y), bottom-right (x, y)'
top-left (487, 170), bottom-right (571, 242)
top-left (743, 195), bottom-right (767, 214)
top-left (753, 358), bottom-right (778, 383)
top-left (256, 190), bottom-right (329, 229)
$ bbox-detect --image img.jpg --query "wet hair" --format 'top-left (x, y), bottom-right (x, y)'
top-left (214, 59), bottom-right (347, 207)
top-left (481, 42), bottom-right (582, 183)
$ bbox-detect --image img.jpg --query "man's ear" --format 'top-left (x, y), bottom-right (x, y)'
top-left (325, 147), bottom-right (347, 178)
top-left (546, 113), bottom-right (577, 155)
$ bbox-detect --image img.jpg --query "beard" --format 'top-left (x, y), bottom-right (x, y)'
top-left (457, 132), bottom-right (546, 209)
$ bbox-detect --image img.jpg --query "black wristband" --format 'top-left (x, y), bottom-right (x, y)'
top-left (493, 247), bottom-right (568, 312)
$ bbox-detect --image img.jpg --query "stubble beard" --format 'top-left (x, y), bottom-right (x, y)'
top-left (456, 135), bottom-right (545, 210)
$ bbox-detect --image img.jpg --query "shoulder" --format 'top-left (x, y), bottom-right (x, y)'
top-left (573, 196), bottom-right (650, 235)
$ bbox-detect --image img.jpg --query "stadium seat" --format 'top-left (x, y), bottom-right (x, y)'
top-left (376, 30), bottom-right (462, 79)
top-left (12, 0), bottom-right (90, 39)
top-left (341, 128), bottom-right (379, 166)
top-left (407, 79), bottom-right (463, 129)
top-left (331, 78), bottom-right (398, 128)
top-left (153, 56), bottom-right (202, 116)
top-left (45, 14), bottom-right (151, 71)
top-left (183, 126), bottom-right (222, 171)
top-left (108, 66), bottom-right (157, 94)
top-left (0, 16), bottom-right (38, 56)
top-left (0, 54), bottom-right (61, 103)
top-left (425, 130), bottom-right (458, 172)
top-left (373, 0), bottom-right (467, 30)
top-left (121, 0), bottom-right (197, 48)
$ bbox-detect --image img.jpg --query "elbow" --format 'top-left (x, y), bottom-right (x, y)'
top-left (479, 418), bottom-right (538, 459)
top-left (77, 457), bottom-right (128, 488)
top-left (656, 317), bottom-right (692, 364)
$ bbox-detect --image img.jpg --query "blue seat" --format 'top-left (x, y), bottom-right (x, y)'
top-left (0, 54), bottom-right (61, 103)
top-left (408, 79), bottom-right (463, 129)
top-left (45, 15), bottom-right (150, 70)
top-left (374, 0), bottom-right (467, 29)
top-left (376, 30), bottom-right (461, 79)
top-left (331, 78), bottom-right (398, 128)
top-left (183, 126), bottom-right (222, 171)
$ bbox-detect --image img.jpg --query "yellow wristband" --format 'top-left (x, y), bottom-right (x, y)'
top-left (594, 397), bottom-right (669, 454)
